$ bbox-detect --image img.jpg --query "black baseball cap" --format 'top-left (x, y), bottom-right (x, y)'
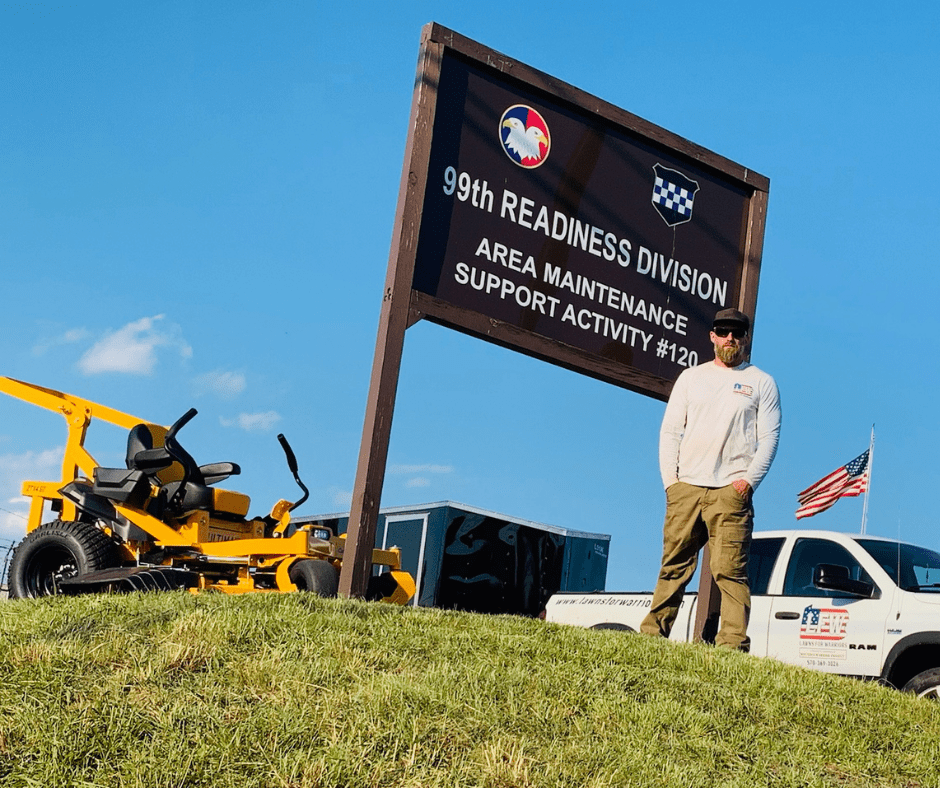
top-left (712, 308), bottom-right (750, 331)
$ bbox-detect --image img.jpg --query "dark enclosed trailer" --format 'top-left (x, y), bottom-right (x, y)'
top-left (294, 501), bottom-right (609, 617)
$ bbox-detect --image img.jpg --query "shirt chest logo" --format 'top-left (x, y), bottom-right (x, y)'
top-left (733, 383), bottom-right (754, 397)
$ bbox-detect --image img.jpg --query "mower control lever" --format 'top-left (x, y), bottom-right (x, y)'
top-left (277, 433), bottom-right (309, 512)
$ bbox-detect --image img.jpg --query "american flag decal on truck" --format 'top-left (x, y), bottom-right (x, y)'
top-left (801, 605), bottom-right (849, 641)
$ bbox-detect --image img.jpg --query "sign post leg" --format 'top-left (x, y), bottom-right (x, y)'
top-left (340, 288), bottom-right (412, 598)
top-left (693, 546), bottom-right (721, 643)
top-left (339, 33), bottom-right (441, 599)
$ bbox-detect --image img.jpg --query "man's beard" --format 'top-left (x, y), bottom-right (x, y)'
top-left (714, 342), bottom-right (745, 366)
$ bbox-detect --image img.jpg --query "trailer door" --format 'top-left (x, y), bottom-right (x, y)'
top-left (381, 513), bottom-right (430, 606)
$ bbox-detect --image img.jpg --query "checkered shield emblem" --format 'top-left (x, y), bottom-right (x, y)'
top-left (651, 164), bottom-right (699, 227)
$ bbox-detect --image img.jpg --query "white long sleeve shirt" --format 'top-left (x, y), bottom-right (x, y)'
top-left (659, 360), bottom-right (781, 491)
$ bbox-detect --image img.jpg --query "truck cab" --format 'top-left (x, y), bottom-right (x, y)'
top-left (748, 531), bottom-right (940, 692)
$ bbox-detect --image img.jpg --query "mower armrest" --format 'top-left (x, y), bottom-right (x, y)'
top-left (133, 447), bottom-right (172, 472)
top-left (199, 462), bottom-right (241, 485)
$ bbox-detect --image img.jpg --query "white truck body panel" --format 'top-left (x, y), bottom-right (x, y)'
top-left (545, 529), bottom-right (940, 690)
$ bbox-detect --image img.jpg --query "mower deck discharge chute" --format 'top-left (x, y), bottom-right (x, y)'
top-left (0, 377), bottom-right (415, 603)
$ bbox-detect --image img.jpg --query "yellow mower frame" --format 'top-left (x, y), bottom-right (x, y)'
top-left (0, 376), bottom-right (414, 602)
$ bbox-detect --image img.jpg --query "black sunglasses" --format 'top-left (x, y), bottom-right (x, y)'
top-left (713, 326), bottom-right (747, 339)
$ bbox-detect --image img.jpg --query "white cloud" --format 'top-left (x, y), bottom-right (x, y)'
top-left (387, 462), bottom-right (453, 492)
top-left (0, 447), bottom-right (63, 479)
top-left (194, 370), bottom-right (246, 400)
top-left (220, 411), bottom-right (281, 432)
top-left (331, 488), bottom-right (352, 509)
top-left (78, 315), bottom-right (192, 375)
top-left (63, 328), bottom-right (89, 343)
top-left (32, 327), bottom-right (91, 356)
top-left (2, 500), bottom-right (29, 543)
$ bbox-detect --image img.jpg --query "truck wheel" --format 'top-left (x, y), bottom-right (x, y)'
top-left (902, 668), bottom-right (940, 699)
top-left (8, 520), bottom-right (120, 599)
top-left (288, 559), bottom-right (339, 597)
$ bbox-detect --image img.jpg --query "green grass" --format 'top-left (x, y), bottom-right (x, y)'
top-left (1, 593), bottom-right (938, 787)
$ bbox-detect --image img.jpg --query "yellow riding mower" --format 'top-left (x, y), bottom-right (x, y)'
top-left (0, 377), bottom-right (414, 602)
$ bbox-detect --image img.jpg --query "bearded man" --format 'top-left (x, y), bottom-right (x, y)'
top-left (640, 308), bottom-right (781, 651)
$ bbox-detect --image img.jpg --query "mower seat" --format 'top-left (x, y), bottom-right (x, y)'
top-left (125, 423), bottom-right (250, 520)
top-left (159, 479), bottom-right (251, 520)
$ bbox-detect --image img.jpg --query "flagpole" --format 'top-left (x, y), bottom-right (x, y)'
top-left (860, 425), bottom-right (875, 535)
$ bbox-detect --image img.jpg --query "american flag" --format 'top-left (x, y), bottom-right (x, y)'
top-left (795, 450), bottom-right (870, 520)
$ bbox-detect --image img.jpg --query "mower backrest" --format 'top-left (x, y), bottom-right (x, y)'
top-left (126, 423), bottom-right (184, 485)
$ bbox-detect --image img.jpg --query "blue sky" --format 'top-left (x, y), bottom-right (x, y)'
top-left (1, 1), bottom-right (938, 593)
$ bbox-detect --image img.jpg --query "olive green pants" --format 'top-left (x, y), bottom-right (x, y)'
top-left (640, 481), bottom-right (753, 651)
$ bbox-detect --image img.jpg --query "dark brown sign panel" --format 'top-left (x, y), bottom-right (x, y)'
top-left (340, 23), bottom-right (768, 598)
top-left (408, 27), bottom-right (768, 400)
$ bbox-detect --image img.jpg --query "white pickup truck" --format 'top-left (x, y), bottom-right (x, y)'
top-left (545, 529), bottom-right (940, 698)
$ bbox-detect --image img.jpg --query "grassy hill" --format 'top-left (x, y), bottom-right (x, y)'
top-left (1, 593), bottom-right (938, 787)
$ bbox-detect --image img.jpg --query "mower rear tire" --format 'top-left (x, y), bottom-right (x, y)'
top-left (288, 559), bottom-right (339, 597)
top-left (8, 520), bottom-right (120, 599)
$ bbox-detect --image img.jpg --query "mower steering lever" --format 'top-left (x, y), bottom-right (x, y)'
top-left (277, 433), bottom-right (309, 512)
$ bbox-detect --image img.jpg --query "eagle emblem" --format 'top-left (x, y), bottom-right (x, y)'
top-left (499, 105), bottom-right (550, 169)
top-left (651, 163), bottom-right (699, 227)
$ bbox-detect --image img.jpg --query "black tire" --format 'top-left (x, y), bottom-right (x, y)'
top-left (590, 622), bottom-right (635, 632)
top-left (288, 559), bottom-right (339, 597)
top-left (8, 520), bottom-right (120, 599)
top-left (902, 668), bottom-right (940, 700)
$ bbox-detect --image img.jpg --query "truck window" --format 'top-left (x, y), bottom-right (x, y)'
top-left (748, 537), bottom-right (784, 595)
top-left (857, 539), bottom-right (940, 591)
top-left (782, 538), bottom-right (875, 597)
